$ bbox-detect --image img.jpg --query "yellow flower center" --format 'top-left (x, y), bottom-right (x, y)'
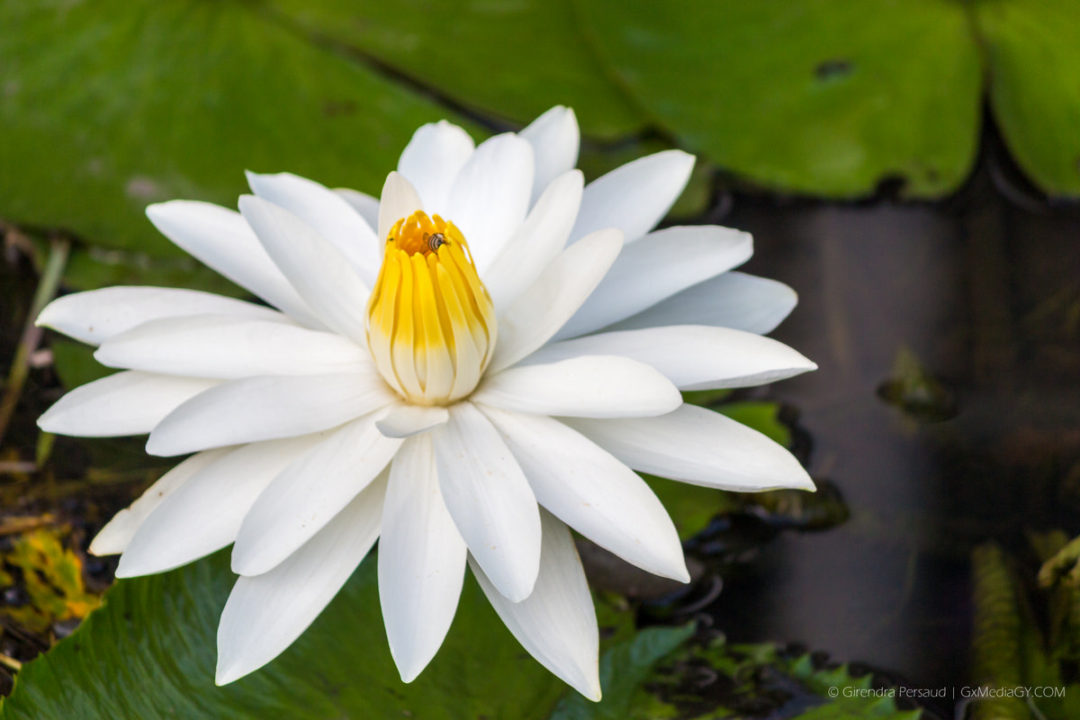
top-left (366, 211), bottom-right (497, 405)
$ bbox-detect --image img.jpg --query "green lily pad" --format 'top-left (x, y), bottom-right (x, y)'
top-left (265, 0), bottom-right (645, 138)
top-left (0, 1), bottom-right (466, 267)
top-left (548, 624), bottom-right (694, 720)
top-left (574, 0), bottom-right (983, 198)
top-left (0, 549), bottom-right (718, 719)
top-left (717, 401), bottom-right (792, 448)
top-left (974, 0), bottom-right (1080, 197)
top-left (646, 475), bottom-right (738, 541)
top-left (0, 551), bottom-right (567, 719)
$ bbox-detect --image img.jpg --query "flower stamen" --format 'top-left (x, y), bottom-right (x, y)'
top-left (366, 211), bottom-right (496, 405)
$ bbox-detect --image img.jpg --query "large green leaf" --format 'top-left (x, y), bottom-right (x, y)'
top-left (975, 0), bottom-right (1080, 197)
top-left (0, 0), bottom-right (467, 262)
top-left (575, 0), bottom-right (983, 198)
top-left (265, 0), bottom-right (645, 138)
top-left (0, 551), bottom-right (567, 719)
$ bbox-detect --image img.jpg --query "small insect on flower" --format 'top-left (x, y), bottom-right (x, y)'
top-left (35, 106), bottom-right (816, 701)
top-left (425, 232), bottom-right (447, 251)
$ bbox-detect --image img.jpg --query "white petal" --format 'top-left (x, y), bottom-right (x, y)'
top-left (474, 356), bottom-right (680, 419)
top-left (216, 473), bottom-right (386, 685)
top-left (378, 171), bottom-right (424, 243)
top-left (334, 188), bottom-right (380, 230)
top-left (146, 372), bottom-right (394, 456)
top-left (245, 171), bottom-right (381, 286)
top-left (380, 435), bottom-right (467, 682)
top-left (95, 315), bottom-right (369, 379)
top-left (482, 407), bottom-right (687, 581)
top-left (145, 201), bottom-right (319, 326)
top-left (472, 511), bottom-right (600, 701)
top-left (36, 287), bottom-right (285, 346)
top-left (115, 435), bottom-right (322, 578)
top-left (556, 225), bottom-right (753, 339)
top-left (609, 271), bottom-right (799, 335)
top-left (490, 228), bottom-right (622, 372)
top-left (375, 404), bottom-right (449, 439)
top-left (482, 170), bottom-right (584, 312)
top-left (445, 133), bottom-right (534, 272)
top-left (238, 195), bottom-right (369, 344)
top-left (38, 371), bottom-right (217, 438)
top-left (397, 120), bottom-right (475, 212)
top-left (571, 150), bottom-right (694, 244)
top-left (231, 416), bottom-right (401, 576)
top-left (520, 106), bottom-right (580, 206)
top-left (431, 403), bottom-right (540, 602)
top-left (526, 325), bottom-right (816, 390)
top-left (566, 404), bottom-right (816, 492)
top-left (89, 451), bottom-right (220, 556)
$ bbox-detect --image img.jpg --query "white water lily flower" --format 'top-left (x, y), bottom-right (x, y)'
top-left (37, 106), bottom-right (815, 701)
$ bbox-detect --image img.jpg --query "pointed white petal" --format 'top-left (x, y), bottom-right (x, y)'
top-left (482, 407), bottom-right (687, 581)
top-left (490, 228), bottom-right (622, 372)
top-left (472, 511), bottom-right (601, 701)
top-left (89, 451), bottom-right (220, 556)
top-left (146, 372), bottom-right (394, 456)
top-left (145, 201), bottom-right (319, 326)
top-left (95, 315), bottom-right (369, 379)
top-left (431, 403), bottom-right (540, 602)
top-left (397, 120), bottom-right (475, 212)
top-left (445, 133), bottom-right (534, 272)
top-left (238, 195), bottom-right (369, 344)
top-left (231, 416), bottom-right (401, 576)
top-left (115, 435), bottom-right (321, 578)
top-left (526, 325), bottom-right (816, 390)
top-left (380, 435), bottom-right (467, 682)
top-left (36, 287), bottom-right (285, 346)
top-left (216, 473), bottom-right (386, 685)
top-left (245, 171), bottom-right (381, 286)
top-left (378, 171), bottom-right (424, 244)
top-left (520, 106), bottom-right (580, 205)
top-left (556, 225), bottom-right (752, 339)
top-left (334, 188), bottom-right (380, 230)
top-left (38, 371), bottom-right (217, 438)
top-left (474, 356), bottom-right (680, 419)
top-left (482, 170), bottom-right (584, 312)
top-left (609, 271), bottom-right (799, 335)
top-left (375, 404), bottom-right (449, 439)
top-left (571, 150), bottom-right (694, 244)
top-left (566, 404), bottom-right (816, 492)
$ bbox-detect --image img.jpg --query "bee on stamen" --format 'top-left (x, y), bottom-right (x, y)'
top-left (425, 232), bottom-right (447, 252)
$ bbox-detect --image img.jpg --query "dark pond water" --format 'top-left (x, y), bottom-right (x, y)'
top-left (705, 133), bottom-right (1080, 704)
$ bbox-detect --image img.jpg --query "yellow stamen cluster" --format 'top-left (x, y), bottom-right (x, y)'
top-left (366, 211), bottom-right (497, 405)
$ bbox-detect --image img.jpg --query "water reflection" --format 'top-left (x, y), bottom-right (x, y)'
top-left (710, 159), bottom-right (1080, 694)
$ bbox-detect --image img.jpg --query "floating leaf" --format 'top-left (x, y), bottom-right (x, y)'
top-left (645, 475), bottom-right (738, 541)
top-left (591, 635), bottom-right (923, 719)
top-left (548, 624), bottom-right (694, 720)
top-left (0, 551), bottom-right (567, 719)
top-left (0, 1), bottom-right (468, 270)
top-left (574, 0), bottom-right (982, 198)
top-left (718, 401), bottom-right (792, 448)
top-left (974, 0), bottom-right (1080, 197)
top-left (265, 0), bottom-right (644, 138)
